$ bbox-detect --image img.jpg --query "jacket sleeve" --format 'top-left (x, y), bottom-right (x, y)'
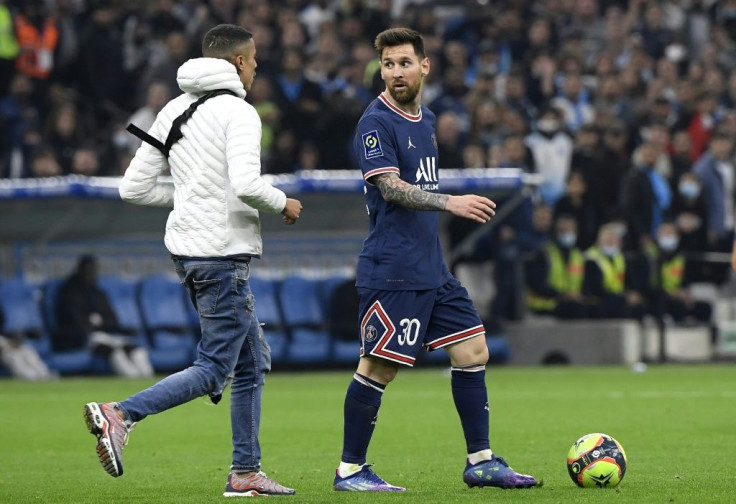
top-left (118, 115), bottom-right (175, 207)
top-left (226, 104), bottom-right (287, 214)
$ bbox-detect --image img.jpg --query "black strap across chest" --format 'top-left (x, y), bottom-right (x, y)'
top-left (126, 89), bottom-right (238, 158)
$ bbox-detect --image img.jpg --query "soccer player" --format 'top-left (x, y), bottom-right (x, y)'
top-left (82, 24), bottom-right (300, 497)
top-left (333, 27), bottom-right (539, 492)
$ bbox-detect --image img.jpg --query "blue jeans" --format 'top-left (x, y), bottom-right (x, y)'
top-left (117, 257), bottom-right (270, 472)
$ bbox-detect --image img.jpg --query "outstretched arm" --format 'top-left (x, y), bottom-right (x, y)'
top-left (372, 172), bottom-right (496, 223)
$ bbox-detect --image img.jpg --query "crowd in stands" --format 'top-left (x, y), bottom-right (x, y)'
top-left (1, 0), bottom-right (735, 331)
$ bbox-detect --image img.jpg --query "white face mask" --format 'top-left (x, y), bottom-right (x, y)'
top-left (658, 235), bottom-right (679, 252)
top-left (611, 223), bottom-right (627, 238)
top-left (537, 119), bottom-right (559, 133)
top-left (557, 232), bottom-right (577, 248)
top-left (601, 245), bottom-right (620, 257)
top-left (678, 181), bottom-right (701, 199)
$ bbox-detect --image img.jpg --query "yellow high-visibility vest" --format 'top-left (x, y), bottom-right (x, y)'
top-left (586, 247), bottom-right (625, 294)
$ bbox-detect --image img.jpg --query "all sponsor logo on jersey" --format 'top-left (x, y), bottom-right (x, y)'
top-left (362, 130), bottom-right (383, 159)
top-left (415, 156), bottom-right (437, 183)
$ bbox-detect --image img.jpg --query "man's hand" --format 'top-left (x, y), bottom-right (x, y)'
top-left (445, 195), bottom-right (496, 223)
top-left (282, 198), bottom-right (303, 225)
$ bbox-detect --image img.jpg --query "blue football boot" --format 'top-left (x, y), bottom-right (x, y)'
top-left (463, 455), bottom-right (538, 489)
top-left (333, 464), bottom-right (405, 492)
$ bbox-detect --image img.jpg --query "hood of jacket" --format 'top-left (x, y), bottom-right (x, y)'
top-left (176, 57), bottom-right (247, 98)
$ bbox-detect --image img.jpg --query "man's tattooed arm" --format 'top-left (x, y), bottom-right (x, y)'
top-left (373, 173), bottom-right (449, 211)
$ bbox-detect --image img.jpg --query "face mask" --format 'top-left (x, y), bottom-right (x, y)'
top-left (112, 132), bottom-right (129, 149)
top-left (611, 223), bottom-right (627, 238)
top-left (601, 245), bottom-right (620, 257)
top-left (658, 235), bottom-right (679, 252)
top-left (557, 232), bottom-right (577, 248)
top-left (678, 181), bottom-right (701, 199)
top-left (537, 119), bottom-right (559, 133)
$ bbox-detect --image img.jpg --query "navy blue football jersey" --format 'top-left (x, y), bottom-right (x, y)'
top-left (353, 93), bottom-right (452, 290)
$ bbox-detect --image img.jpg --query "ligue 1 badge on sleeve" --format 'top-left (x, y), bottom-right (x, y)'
top-left (431, 133), bottom-right (437, 150)
top-left (362, 130), bottom-right (383, 159)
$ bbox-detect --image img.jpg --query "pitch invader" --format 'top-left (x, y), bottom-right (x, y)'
top-left (333, 27), bottom-right (539, 492)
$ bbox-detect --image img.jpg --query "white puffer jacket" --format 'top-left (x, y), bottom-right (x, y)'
top-left (119, 57), bottom-right (286, 258)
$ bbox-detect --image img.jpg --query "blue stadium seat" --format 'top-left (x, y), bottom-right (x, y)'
top-left (40, 279), bottom-right (106, 375)
top-left (320, 274), bottom-right (360, 364)
top-left (331, 339), bottom-right (361, 363)
top-left (98, 277), bottom-right (145, 336)
top-left (278, 275), bottom-right (330, 363)
top-left (249, 275), bottom-right (288, 363)
top-left (0, 279), bottom-right (52, 360)
top-left (137, 275), bottom-right (196, 372)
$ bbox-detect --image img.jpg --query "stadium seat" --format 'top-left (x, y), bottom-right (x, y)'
top-left (98, 277), bottom-right (145, 336)
top-left (0, 279), bottom-right (52, 361)
top-left (278, 275), bottom-right (330, 363)
top-left (321, 274), bottom-right (360, 364)
top-left (137, 275), bottom-right (196, 372)
top-left (249, 275), bottom-right (288, 364)
top-left (40, 279), bottom-right (106, 375)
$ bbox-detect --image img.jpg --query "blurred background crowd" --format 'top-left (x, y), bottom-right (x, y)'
top-left (1, 0), bottom-right (736, 327)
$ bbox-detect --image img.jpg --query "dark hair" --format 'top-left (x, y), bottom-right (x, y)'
top-left (374, 27), bottom-right (425, 60)
top-left (202, 24), bottom-right (253, 60)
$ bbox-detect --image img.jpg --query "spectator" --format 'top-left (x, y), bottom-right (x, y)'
top-left (124, 80), bottom-right (171, 155)
top-left (554, 170), bottom-right (599, 250)
top-left (551, 72), bottom-right (595, 133)
top-left (504, 72), bottom-right (537, 125)
top-left (77, 2), bottom-right (128, 129)
top-left (29, 146), bottom-right (61, 178)
top-left (0, 73), bottom-right (39, 178)
top-left (692, 129), bottom-right (735, 283)
top-left (645, 220), bottom-right (712, 323)
top-left (54, 255), bottom-right (154, 378)
top-left (0, 0), bottom-right (19, 95)
top-left (671, 171), bottom-right (709, 259)
top-left (693, 130), bottom-right (735, 249)
top-left (686, 91), bottom-right (718, 162)
top-left (13, 0), bottom-right (59, 82)
top-left (489, 202), bottom-right (552, 325)
top-left (525, 107), bottom-right (573, 205)
top-left (526, 214), bottom-right (588, 319)
top-left (621, 141), bottom-right (672, 249)
top-left (462, 141), bottom-right (486, 168)
top-left (669, 129), bottom-right (693, 192)
top-left (44, 102), bottom-right (83, 174)
top-left (0, 300), bottom-right (55, 380)
top-left (272, 48), bottom-right (323, 144)
top-left (596, 121), bottom-right (631, 221)
top-left (70, 145), bottom-right (100, 176)
top-left (583, 223), bottom-right (648, 320)
top-left (495, 134), bottom-right (534, 171)
top-left (436, 111), bottom-right (464, 168)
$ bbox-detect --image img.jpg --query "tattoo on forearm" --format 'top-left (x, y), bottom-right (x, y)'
top-left (374, 174), bottom-right (448, 211)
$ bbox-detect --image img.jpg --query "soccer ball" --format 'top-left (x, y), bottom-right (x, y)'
top-left (566, 433), bottom-right (627, 488)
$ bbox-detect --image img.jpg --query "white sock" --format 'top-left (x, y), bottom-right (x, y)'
top-left (468, 449), bottom-right (494, 465)
top-left (337, 462), bottom-right (363, 478)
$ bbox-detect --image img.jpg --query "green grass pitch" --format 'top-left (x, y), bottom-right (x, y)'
top-left (1, 364), bottom-right (735, 503)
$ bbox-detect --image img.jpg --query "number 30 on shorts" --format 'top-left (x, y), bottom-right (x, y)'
top-left (398, 318), bottom-right (421, 346)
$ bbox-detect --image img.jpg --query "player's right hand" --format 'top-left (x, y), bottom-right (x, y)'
top-left (446, 194), bottom-right (496, 223)
top-left (282, 198), bottom-right (303, 225)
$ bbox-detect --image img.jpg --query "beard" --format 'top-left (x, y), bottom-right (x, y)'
top-left (387, 79), bottom-right (421, 105)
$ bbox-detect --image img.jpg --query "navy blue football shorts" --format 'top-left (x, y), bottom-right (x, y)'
top-left (357, 278), bottom-right (485, 366)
